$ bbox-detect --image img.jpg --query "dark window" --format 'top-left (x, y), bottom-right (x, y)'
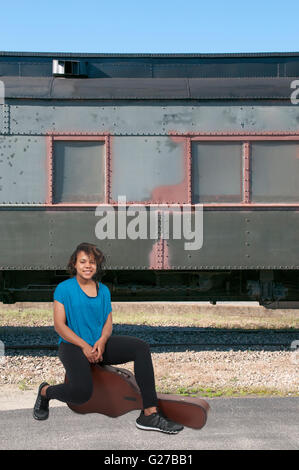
top-left (52, 140), bottom-right (105, 203)
top-left (251, 141), bottom-right (299, 202)
top-left (192, 142), bottom-right (242, 203)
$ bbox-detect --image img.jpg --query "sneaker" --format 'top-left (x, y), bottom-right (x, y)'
top-left (33, 382), bottom-right (50, 420)
top-left (136, 410), bottom-right (184, 434)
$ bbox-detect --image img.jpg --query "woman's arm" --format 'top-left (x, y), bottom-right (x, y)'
top-left (92, 312), bottom-right (113, 361)
top-left (53, 300), bottom-right (97, 362)
top-left (100, 312), bottom-right (113, 344)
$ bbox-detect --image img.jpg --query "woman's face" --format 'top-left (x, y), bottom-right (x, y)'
top-left (74, 250), bottom-right (97, 281)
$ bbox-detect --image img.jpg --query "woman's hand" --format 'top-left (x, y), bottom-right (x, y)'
top-left (91, 338), bottom-right (106, 362)
top-left (81, 343), bottom-right (98, 363)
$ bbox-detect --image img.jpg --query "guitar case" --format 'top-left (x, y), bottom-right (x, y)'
top-left (65, 364), bottom-right (210, 429)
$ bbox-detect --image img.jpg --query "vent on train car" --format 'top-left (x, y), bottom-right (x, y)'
top-left (52, 59), bottom-right (87, 77)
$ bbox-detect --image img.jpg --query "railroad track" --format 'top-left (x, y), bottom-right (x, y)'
top-left (3, 329), bottom-right (298, 350)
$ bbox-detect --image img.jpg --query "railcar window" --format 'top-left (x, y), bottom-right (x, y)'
top-left (52, 140), bottom-right (105, 203)
top-left (251, 142), bottom-right (299, 202)
top-left (191, 142), bottom-right (242, 203)
top-left (110, 136), bottom-right (185, 203)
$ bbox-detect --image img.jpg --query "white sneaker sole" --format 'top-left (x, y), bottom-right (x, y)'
top-left (135, 422), bottom-right (179, 434)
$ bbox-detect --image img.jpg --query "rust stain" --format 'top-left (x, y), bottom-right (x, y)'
top-left (149, 237), bottom-right (170, 269)
top-left (163, 238), bottom-right (170, 269)
top-left (150, 180), bottom-right (187, 204)
top-left (150, 136), bottom-right (190, 204)
top-left (149, 238), bottom-right (163, 269)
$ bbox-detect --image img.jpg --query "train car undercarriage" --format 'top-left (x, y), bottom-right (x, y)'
top-left (0, 269), bottom-right (298, 308)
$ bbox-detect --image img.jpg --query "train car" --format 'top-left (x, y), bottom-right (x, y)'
top-left (0, 51), bottom-right (299, 306)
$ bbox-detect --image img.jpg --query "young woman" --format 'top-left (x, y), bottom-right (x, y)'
top-left (33, 242), bottom-right (183, 434)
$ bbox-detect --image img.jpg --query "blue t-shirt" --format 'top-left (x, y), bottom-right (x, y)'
top-left (53, 277), bottom-right (112, 346)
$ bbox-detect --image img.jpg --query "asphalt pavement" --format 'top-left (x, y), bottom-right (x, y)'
top-left (0, 396), bottom-right (298, 450)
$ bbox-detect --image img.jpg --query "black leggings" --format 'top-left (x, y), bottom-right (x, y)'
top-left (46, 335), bottom-right (158, 409)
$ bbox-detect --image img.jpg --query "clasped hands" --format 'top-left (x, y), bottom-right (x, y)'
top-left (82, 338), bottom-right (105, 363)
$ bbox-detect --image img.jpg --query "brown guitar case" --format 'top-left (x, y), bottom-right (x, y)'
top-left (65, 364), bottom-right (210, 429)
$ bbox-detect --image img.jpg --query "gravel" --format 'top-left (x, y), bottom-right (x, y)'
top-left (1, 323), bottom-right (298, 395)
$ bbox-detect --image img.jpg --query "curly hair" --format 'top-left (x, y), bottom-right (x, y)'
top-left (67, 242), bottom-right (105, 280)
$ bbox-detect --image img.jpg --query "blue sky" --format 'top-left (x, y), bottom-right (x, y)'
top-left (1, 0), bottom-right (299, 54)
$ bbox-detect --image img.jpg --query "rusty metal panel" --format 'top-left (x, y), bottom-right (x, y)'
top-left (10, 101), bottom-right (188, 135)
top-left (10, 101), bottom-right (104, 134)
top-left (9, 101), bottom-right (299, 136)
top-left (110, 136), bottom-right (188, 203)
top-left (0, 136), bottom-right (47, 204)
top-left (251, 141), bottom-right (299, 202)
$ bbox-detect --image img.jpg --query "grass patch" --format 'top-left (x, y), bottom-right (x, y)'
top-left (1, 305), bottom-right (298, 330)
top-left (0, 309), bottom-right (53, 327)
top-left (171, 386), bottom-right (299, 398)
top-left (113, 311), bottom-right (299, 330)
top-left (17, 379), bottom-right (31, 391)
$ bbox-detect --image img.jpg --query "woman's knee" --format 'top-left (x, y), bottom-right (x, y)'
top-left (132, 337), bottom-right (151, 355)
top-left (68, 382), bottom-right (93, 405)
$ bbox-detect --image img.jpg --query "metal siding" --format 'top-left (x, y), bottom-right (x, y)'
top-left (167, 210), bottom-right (247, 268)
top-left (153, 61), bottom-right (278, 78)
top-left (0, 62), bottom-right (19, 76)
top-left (20, 62), bottom-right (52, 77)
top-left (1, 104), bottom-right (9, 134)
top-left (0, 55), bottom-right (288, 78)
top-left (166, 210), bottom-right (299, 269)
top-left (95, 208), bottom-right (159, 268)
top-left (0, 105), bottom-right (3, 133)
top-left (87, 62), bottom-right (152, 78)
top-left (9, 102), bottom-right (299, 135)
top-left (285, 59), bottom-right (299, 76)
top-left (243, 211), bottom-right (299, 267)
top-left (1, 210), bottom-right (299, 269)
top-left (0, 210), bottom-right (52, 267)
top-left (2, 76), bottom-right (296, 99)
top-left (31, 209), bottom-right (157, 269)
top-left (0, 136), bottom-right (47, 204)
